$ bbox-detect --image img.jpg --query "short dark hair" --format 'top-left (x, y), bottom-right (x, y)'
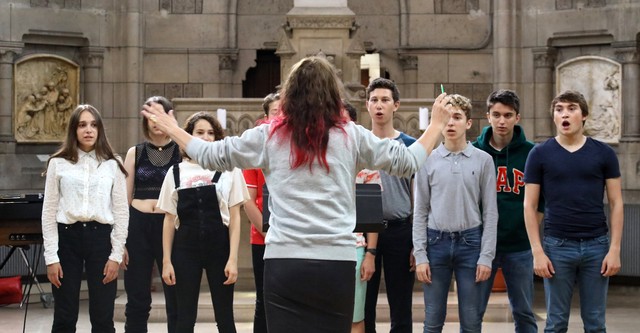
top-left (142, 96), bottom-right (172, 139)
top-left (343, 100), bottom-right (358, 122)
top-left (366, 77), bottom-right (400, 102)
top-left (551, 90), bottom-right (589, 118)
top-left (487, 89), bottom-right (520, 114)
top-left (262, 93), bottom-right (280, 115)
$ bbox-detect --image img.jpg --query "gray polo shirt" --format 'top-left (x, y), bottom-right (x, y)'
top-left (412, 142), bottom-right (498, 268)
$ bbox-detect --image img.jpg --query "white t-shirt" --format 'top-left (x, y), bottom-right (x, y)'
top-left (156, 160), bottom-right (249, 228)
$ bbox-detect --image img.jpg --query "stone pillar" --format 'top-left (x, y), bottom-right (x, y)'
top-left (400, 55), bottom-right (418, 98)
top-left (532, 47), bottom-right (556, 141)
top-left (219, 54), bottom-right (237, 98)
top-left (493, 0), bottom-right (516, 88)
top-left (0, 49), bottom-right (18, 140)
top-left (614, 44), bottom-right (640, 141)
top-left (81, 48), bottom-right (104, 108)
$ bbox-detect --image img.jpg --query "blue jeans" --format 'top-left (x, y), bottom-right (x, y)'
top-left (478, 250), bottom-right (537, 333)
top-left (422, 226), bottom-right (483, 333)
top-left (543, 235), bottom-right (610, 333)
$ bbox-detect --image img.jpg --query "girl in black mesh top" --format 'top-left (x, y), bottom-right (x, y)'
top-left (121, 96), bottom-right (182, 333)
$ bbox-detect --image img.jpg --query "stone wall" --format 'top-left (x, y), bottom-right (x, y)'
top-left (0, 0), bottom-right (638, 207)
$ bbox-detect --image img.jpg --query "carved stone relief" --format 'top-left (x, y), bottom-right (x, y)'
top-left (14, 54), bottom-right (79, 143)
top-left (556, 56), bottom-right (622, 143)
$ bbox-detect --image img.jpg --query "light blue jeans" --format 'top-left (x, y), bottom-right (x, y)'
top-left (422, 226), bottom-right (483, 333)
top-left (478, 250), bottom-right (537, 333)
top-left (543, 235), bottom-right (610, 333)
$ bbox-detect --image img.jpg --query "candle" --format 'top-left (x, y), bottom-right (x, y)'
top-left (217, 108), bottom-right (227, 129)
top-left (419, 107), bottom-right (429, 130)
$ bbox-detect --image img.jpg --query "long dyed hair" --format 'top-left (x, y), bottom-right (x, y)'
top-left (270, 56), bottom-right (347, 172)
top-left (45, 104), bottom-right (127, 176)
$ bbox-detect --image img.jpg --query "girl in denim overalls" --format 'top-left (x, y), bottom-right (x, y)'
top-left (156, 112), bottom-right (249, 333)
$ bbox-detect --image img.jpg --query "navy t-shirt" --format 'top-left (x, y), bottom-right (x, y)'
top-left (523, 137), bottom-right (620, 239)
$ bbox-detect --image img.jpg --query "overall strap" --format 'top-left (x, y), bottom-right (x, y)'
top-left (172, 163), bottom-right (180, 189)
top-left (211, 171), bottom-right (221, 183)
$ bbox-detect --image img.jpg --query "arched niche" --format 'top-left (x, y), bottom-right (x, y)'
top-left (556, 56), bottom-right (622, 143)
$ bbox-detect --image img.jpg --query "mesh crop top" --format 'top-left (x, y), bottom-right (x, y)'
top-left (133, 141), bottom-right (182, 199)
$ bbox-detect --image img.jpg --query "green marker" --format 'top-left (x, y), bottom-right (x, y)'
top-left (440, 84), bottom-right (445, 94)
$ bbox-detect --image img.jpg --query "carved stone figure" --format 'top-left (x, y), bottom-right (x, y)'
top-left (14, 55), bottom-right (79, 142)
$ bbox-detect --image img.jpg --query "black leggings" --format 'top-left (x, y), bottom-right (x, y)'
top-left (264, 259), bottom-right (355, 333)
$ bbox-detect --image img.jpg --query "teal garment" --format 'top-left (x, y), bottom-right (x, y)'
top-left (472, 125), bottom-right (536, 253)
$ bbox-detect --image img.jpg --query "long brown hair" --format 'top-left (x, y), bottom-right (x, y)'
top-left (270, 56), bottom-right (347, 172)
top-left (45, 104), bottom-right (127, 176)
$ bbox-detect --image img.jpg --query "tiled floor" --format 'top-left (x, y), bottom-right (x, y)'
top-left (2, 282), bottom-right (639, 332)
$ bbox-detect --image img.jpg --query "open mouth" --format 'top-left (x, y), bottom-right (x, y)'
top-left (562, 120), bottom-right (570, 127)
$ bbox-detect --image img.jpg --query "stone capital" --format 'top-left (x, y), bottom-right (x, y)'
top-left (399, 55), bottom-right (418, 70)
top-left (81, 47), bottom-right (105, 68)
top-left (613, 45), bottom-right (638, 64)
top-left (532, 47), bottom-right (557, 68)
top-left (0, 49), bottom-right (19, 64)
top-left (219, 54), bottom-right (238, 71)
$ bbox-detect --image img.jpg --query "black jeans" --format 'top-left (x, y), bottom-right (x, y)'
top-left (251, 244), bottom-right (267, 333)
top-left (124, 207), bottom-right (177, 333)
top-left (365, 221), bottom-right (415, 333)
top-left (172, 225), bottom-right (236, 333)
top-left (52, 222), bottom-right (116, 333)
top-left (264, 258), bottom-right (355, 333)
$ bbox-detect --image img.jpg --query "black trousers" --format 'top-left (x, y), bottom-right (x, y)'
top-left (365, 221), bottom-right (415, 333)
top-left (172, 224), bottom-right (236, 333)
top-left (251, 244), bottom-right (267, 333)
top-left (124, 207), bottom-right (177, 333)
top-left (264, 258), bottom-right (355, 333)
top-left (52, 222), bottom-right (116, 333)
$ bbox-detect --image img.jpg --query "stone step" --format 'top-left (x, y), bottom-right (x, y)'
top-left (113, 290), bottom-right (513, 323)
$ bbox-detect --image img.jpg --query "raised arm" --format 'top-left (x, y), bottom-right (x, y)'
top-left (415, 93), bottom-right (450, 156)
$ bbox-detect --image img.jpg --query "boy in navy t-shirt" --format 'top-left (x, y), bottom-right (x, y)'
top-left (523, 90), bottom-right (624, 333)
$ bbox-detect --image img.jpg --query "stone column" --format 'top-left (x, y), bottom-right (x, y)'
top-left (81, 48), bottom-right (104, 108)
top-left (614, 44), bottom-right (640, 141)
top-left (0, 49), bottom-right (18, 140)
top-left (532, 47), bottom-right (556, 141)
top-left (400, 55), bottom-right (418, 98)
top-left (493, 0), bottom-right (516, 88)
top-left (219, 54), bottom-right (237, 97)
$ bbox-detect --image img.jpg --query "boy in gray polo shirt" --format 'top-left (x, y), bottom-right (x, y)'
top-left (413, 94), bottom-right (498, 333)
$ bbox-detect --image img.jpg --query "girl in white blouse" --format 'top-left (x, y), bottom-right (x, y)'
top-left (41, 104), bottom-right (129, 332)
top-left (157, 112), bottom-right (249, 333)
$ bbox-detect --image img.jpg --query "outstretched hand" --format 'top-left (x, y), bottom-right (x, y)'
top-left (141, 102), bottom-right (179, 136)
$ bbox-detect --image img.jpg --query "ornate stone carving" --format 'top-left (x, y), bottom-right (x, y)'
top-left (0, 49), bottom-right (18, 64)
top-left (81, 48), bottom-right (104, 69)
top-left (287, 16), bottom-right (354, 29)
top-left (14, 54), bottom-right (80, 142)
top-left (533, 47), bottom-right (557, 68)
top-left (614, 48), bottom-right (638, 64)
top-left (219, 54), bottom-right (237, 70)
top-left (556, 56), bottom-right (622, 143)
top-left (400, 55), bottom-right (418, 70)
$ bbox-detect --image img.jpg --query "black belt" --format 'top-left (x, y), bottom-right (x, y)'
top-left (59, 221), bottom-right (113, 231)
top-left (382, 216), bottom-right (412, 228)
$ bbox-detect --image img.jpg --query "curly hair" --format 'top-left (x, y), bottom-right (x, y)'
top-left (447, 94), bottom-right (472, 119)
